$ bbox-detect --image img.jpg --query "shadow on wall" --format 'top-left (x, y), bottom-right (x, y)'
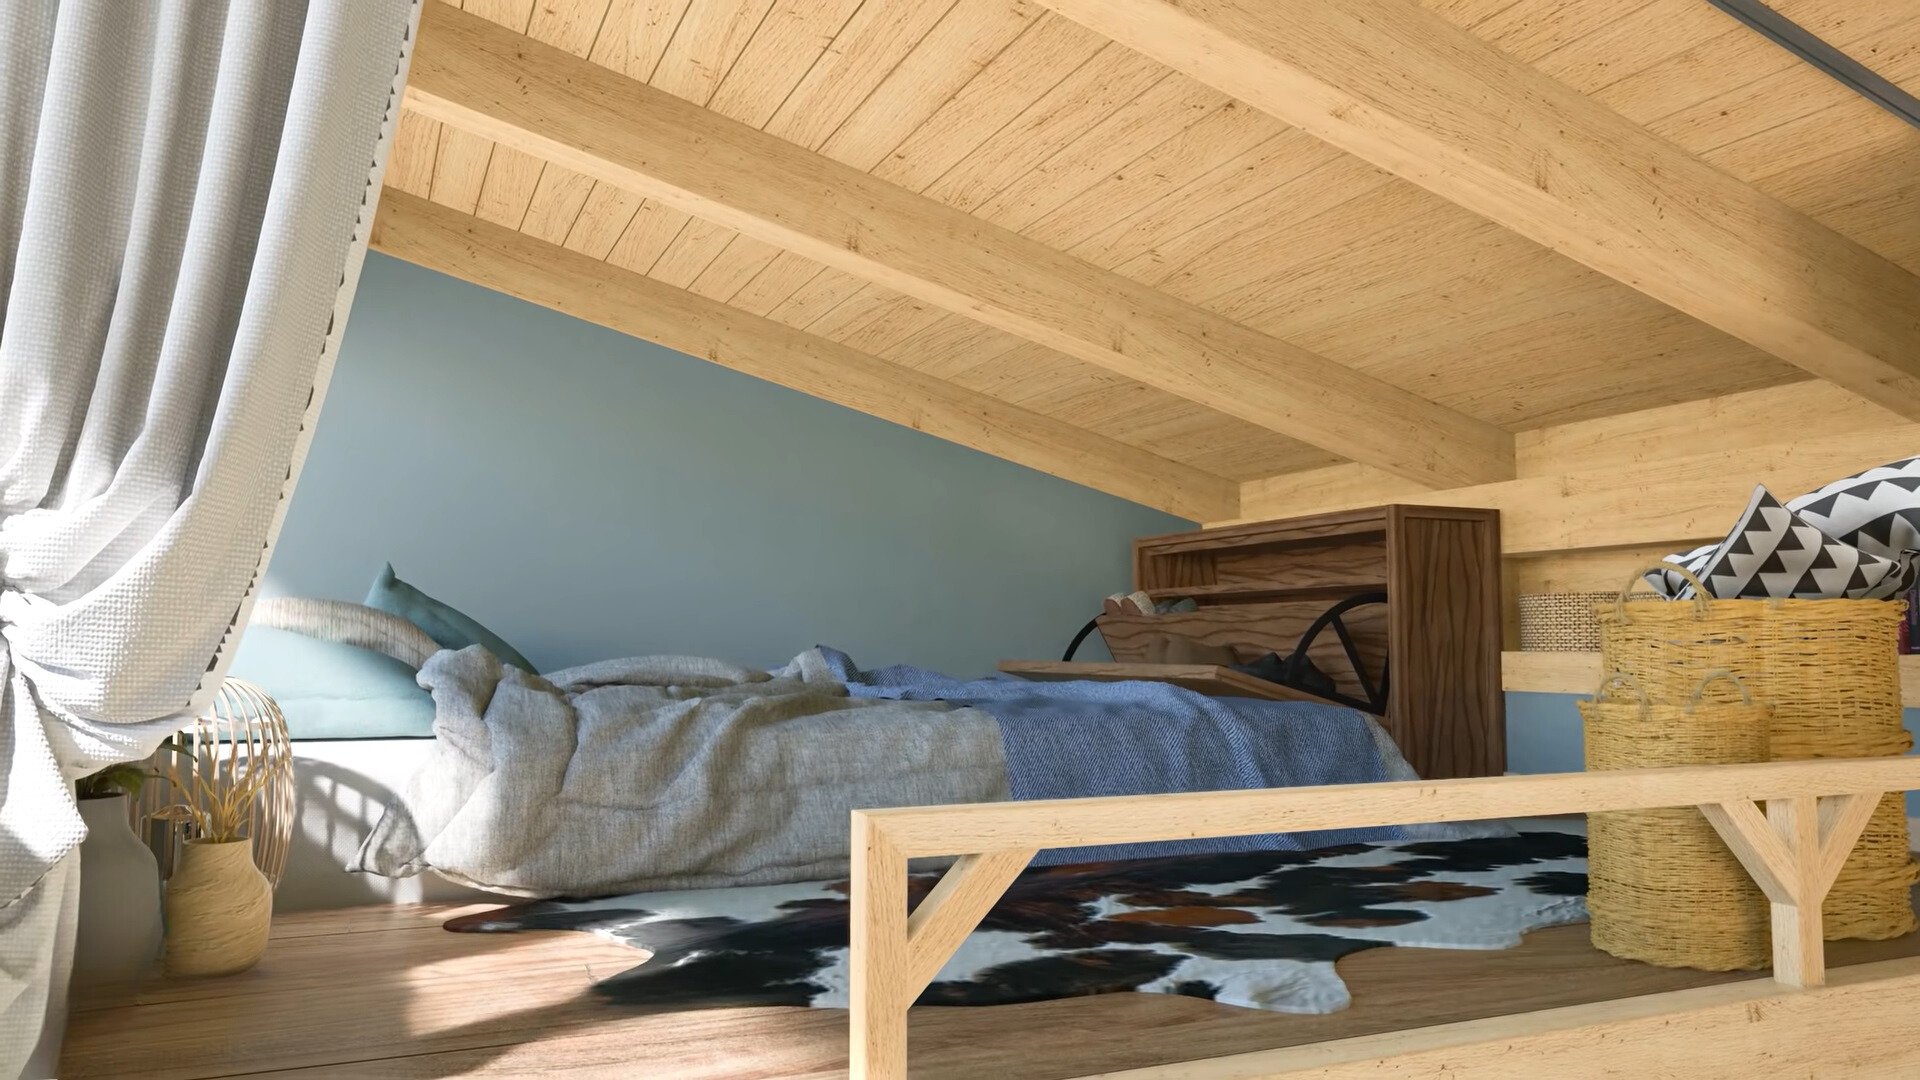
top-left (278, 742), bottom-right (500, 912)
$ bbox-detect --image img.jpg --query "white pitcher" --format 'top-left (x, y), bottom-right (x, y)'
top-left (74, 795), bottom-right (164, 989)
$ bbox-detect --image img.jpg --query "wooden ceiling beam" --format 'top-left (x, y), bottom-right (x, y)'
top-left (370, 190), bottom-right (1240, 522)
top-left (1028, 0), bottom-right (1920, 420)
top-left (402, 2), bottom-right (1516, 489)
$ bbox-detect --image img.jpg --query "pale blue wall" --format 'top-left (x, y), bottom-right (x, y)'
top-left (264, 254), bottom-right (1190, 676)
top-left (1505, 693), bottom-right (1586, 774)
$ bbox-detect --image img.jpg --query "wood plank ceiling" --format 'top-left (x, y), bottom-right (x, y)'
top-left (379, 0), bottom-right (1920, 519)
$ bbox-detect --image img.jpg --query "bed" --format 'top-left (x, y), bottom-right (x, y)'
top-left (326, 638), bottom-right (1490, 897)
top-left (238, 590), bottom-right (1587, 1019)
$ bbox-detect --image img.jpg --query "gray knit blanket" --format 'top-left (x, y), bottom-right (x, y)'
top-left (351, 648), bottom-right (1007, 897)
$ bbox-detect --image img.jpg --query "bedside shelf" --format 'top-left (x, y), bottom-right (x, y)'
top-left (1142, 581), bottom-right (1388, 604)
top-left (1005, 505), bottom-right (1504, 780)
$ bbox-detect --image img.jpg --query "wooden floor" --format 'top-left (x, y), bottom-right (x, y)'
top-left (63, 898), bottom-right (1920, 1080)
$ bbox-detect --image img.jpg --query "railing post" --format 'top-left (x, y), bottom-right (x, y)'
top-left (849, 812), bottom-right (911, 1080)
top-left (1766, 795), bottom-right (1826, 988)
top-left (1700, 791), bottom-right (1881, 989)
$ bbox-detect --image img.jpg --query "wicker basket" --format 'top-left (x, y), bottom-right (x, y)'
top-left (1595, 564), bottom-right (1920, 941)
top-left (1582, 672), bottom-right (1773, 970)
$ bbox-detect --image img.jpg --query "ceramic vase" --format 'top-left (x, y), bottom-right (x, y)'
top-left (74, 795), bottom-right (164, 988)
top-left (165, 838), bottom-right (273, 977)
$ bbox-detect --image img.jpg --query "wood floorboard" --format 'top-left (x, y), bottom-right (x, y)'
top-left (63, 893), bottom-right (1920, 1079)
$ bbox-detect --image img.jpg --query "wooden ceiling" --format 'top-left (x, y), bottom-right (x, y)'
top-left (374, 0), bottom-right (1920, 522)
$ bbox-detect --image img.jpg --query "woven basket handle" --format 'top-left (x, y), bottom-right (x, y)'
top-left (1688, 669), bottom-right (1754, 709)
top-left (1592, 672), bottom-right (1650, 717)
top-left (1616, 561), bottom-right (1713, 621)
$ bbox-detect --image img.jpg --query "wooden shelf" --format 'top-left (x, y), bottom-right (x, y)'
top-left (1502, 651), bottom-right (1920, 707)
top-left (1144, 581), bottom-right (1388, 604)
top-left (1131, 509), bottom-right (1390, 555)
top-left (1024, 651), bottom-right (1920, 709)
top-left (997, 661), bottom-right (1346, 708)
top-left (1501, 651), bottom-right (1606, 695)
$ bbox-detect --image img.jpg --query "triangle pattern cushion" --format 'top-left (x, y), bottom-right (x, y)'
top-left (1649, 542), bottom-right (1720, 599)
top-left (1648, 455), bottom-right (1920, 600)
top-left (1688, 486), bottom-right (1904, 600)
top-left (1786, 456), bottom-right (1920, 592)
top-left (364, 563), bottom-right (538, 673)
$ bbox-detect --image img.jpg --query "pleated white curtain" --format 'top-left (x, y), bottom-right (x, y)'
top-left (0, 2), bottom-right (418, 1073)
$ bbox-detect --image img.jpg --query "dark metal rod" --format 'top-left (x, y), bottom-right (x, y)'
top-left (1704, 0), bottom-right (1920, 131)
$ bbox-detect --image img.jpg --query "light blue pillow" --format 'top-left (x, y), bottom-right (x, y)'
top-left (228, 625), bottom-right (437, 740)
top-left (364, 563), bottom-right (536, 673)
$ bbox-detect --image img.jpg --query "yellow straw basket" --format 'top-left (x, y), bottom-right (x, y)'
top-left (1595, 564), bottom-right (1919, 941)
top-left (1582, 672), bottom-right (1773, 970)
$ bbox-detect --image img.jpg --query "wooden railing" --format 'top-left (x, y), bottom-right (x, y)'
top-left (847, 757), bottom-right (1920, 1079)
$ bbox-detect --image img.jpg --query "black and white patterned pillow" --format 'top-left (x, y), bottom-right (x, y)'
top-left (1650, 541), bottom-right (1720, 598)
top-left (1789, 456), bottom-right (1920, 570)
top-left (1653, 485), bottom-right (1906, 600)
top-left (1650, 456), bottom-right (1920, 600)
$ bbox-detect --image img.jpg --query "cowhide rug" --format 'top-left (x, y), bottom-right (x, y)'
top-left (446, 830), bottom-right (1587, 1015)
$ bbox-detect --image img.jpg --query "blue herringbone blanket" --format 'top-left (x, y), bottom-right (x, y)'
top-left (814, 647), bottom-right (1399, 863)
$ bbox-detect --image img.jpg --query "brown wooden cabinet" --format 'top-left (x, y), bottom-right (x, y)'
top-left (1003, 505), bottom-right (1504, 780)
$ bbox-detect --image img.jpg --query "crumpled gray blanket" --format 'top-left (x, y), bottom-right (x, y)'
top-left (351, 648), bottom-right (1007, 897)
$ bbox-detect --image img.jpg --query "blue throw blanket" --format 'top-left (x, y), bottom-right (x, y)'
top-left (815, 648), bottom-right (1400, 863)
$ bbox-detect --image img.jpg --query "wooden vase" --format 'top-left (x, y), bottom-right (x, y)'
top-left (164, 838), bottom-right (272, 977)
top-left (75, 795), bottom-right (163, 989)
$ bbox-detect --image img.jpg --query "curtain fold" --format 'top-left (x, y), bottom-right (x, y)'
top-left (0, 2), bottom-right (418, 1073)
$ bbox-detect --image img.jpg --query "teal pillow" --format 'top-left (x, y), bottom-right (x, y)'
top-left (228, 625), bottom-right (437, 739)
top-left (364, 563), bottom-right (536, 672)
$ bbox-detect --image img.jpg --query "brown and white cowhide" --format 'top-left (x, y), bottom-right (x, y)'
top-left (446, 831), bottom-right (1586, 1015)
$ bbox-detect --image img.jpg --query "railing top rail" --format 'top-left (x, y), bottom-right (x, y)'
top-left (856, 757), bottom-right (1920, 857)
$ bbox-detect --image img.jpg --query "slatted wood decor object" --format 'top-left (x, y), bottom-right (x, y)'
top-left (374, 1), bottom-right (1920, 705)
top-left (1005, 505), bottom-right (1504, 779)
top-left (849, 757), bottom-right (1920, 1079)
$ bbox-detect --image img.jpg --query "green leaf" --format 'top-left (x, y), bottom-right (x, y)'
top-left (76, 763), bottom-right (149, 799)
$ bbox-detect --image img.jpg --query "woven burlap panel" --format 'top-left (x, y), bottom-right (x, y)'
top-left (1595, 566), bottom-right (1920, 941)
top-left (1518, 593), bottom-right (1613, 651)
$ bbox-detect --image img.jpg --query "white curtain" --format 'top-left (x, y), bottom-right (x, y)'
top-left (0, 2), bottom-right (419, 1074)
